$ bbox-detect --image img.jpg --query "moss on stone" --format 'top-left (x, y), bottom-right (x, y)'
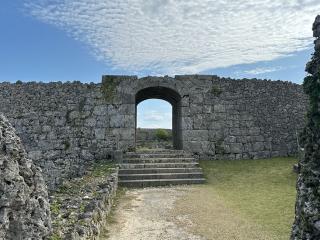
top-left (211, 85), bottom-right (222, 96)
top-left (101, 76), bottom-right (119, 101)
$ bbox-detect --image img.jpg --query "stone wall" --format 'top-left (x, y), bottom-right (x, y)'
top-left (0, 114), bottom-right (51, 239)
top-left (0, 82), bottom-right (124, 190)
top-left (115, 75), bottom-right (308, 160)
top-left (291, 15), bottom-right (320, 239)
top-left (50, 166), bottom-right (118, 240)
top-left (0, 75), bottom-right (308, 190)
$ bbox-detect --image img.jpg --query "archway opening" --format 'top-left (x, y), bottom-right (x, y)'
top-left (135, 86), bottom-right (182, 150)
top-left (136, 99), bottom-right (173, 149)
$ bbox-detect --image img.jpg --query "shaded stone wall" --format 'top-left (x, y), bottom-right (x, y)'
top-left (291, 15), bottom-right (320, 239)
top-left (0, 75), bottom-right (308, 189)
top-left (0, 114), bottom-right (51, 239)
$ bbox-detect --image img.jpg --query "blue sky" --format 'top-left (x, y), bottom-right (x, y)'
top-left (0, 1), bottom-right (319, 128)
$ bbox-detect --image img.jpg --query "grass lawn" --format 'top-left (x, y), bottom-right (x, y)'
top-left (173, 157), bottom-right (298, 240)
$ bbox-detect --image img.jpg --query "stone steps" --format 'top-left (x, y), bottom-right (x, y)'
top-left (119, 162), bottom-right (200, 169)
top-left (125, 153), bottom-right (192, 158)
top-left (119, 149), bottom-right (205, 187)
top-left (119, 178), bottom-right (205, 188)
top-left (119, 167), bottom-right (203, 174)
top-left (131, 149), bottom-right (186, 154)
top-left (121, 157), bottom-right (195, 164)
top-left (119, 172), bottom-right (204, 180)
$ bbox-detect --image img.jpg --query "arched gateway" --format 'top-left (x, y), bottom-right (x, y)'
top-left (135, 86), bottom-right (183, 149)
top-left (105, 74), bottom-right (306, 160)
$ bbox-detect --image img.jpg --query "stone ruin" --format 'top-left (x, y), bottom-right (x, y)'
top-left (0, 14), bottom-right (318, 240)
top-left (0, 74), bottom-right (308, 191)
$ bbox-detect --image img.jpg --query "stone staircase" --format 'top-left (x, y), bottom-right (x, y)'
top-left (118, 149), bottom-right (205, 187)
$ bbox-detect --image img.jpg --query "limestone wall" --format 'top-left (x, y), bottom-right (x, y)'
top-left (0, 114), bottom-right (51, 239)
top-left (0, 75), bottom-right (308, 190)
top-left (0, 82), bottom-right (130, 190)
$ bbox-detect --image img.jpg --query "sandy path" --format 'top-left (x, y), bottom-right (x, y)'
top-left (100, 186), bottom-right (205, 240)
top-left (100, 186), bottom-right (275, 240)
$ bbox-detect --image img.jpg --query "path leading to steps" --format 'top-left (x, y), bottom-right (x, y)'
top-left (100, 186), bottom-right (275, 240)
top-left (100, 187), bottom-right (204, 240)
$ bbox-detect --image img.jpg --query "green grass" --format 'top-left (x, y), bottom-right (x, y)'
top-left (200, 157), bottom-right (297, 239)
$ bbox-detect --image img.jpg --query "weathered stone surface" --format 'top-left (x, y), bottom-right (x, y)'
top-left (50, 165), bottom-right (118, 240)
top-left (0, 113), bottom-right (51, 239)
top-left (291, 15), bottom-right (320, 240)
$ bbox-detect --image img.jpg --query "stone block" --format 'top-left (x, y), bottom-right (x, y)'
top-left (182, 117), bottom-right (193, 130)
top-left (110, 115), bottom-right (123, 128)
top-left (183, 130), bottom-right (209, 141)
top-left (93, 105), bottom-right (108, 116)
top-left (229, 143), bottom-right (243, 153)
top-left (214, 104), bottom-right (225, 113)
top-left (190, 103), bottom-right (202, 115)
top-left (252, 142), bottom-right (265, 152)
top-left (28, 150), bottom-right (42, 161)
top-left (193, 115), bottom-right (207, 130)
top-left (84, 118), bottom-right (96, 127)
top-left (95, 128), bottom-right (106, 140)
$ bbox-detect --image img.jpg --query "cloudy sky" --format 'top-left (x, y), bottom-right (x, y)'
top-left (1, 1), bottom-right (319, 128)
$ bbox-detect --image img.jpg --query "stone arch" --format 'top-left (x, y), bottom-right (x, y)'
top-left (135, 86), bottom-right (183, 149)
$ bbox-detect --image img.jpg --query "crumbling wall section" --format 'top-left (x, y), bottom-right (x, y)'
top-left (0, 113), bottom-right (51, 239)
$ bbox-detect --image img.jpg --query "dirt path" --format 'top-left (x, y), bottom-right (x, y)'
top-left (100, 186), bottom-right (275, 240)
top-left (100, 186), bottom-right (204, 240)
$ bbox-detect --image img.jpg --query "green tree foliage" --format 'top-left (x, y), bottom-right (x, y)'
top-left (155, 129), bottom-right (170, 141)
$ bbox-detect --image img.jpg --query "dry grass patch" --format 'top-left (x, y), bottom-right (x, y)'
top-left (172, 157), bottom-right (297, 240)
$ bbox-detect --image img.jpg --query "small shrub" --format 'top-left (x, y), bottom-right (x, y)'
top-left (50, 201), bottom-right (61, 215)
top-left (155, 129), bottom-right (170, 141)
top-left (211, 85), bottom-right (222, 96)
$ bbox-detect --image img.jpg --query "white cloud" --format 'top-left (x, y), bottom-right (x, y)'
top-left (137, 110), bottom-right (172, 128)
top-left (24, 0), bottom-right (320, 75)
top-left (241, 66), bottom-right (285, 75)
top-left (143, 111), bottom-right (167, 121)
